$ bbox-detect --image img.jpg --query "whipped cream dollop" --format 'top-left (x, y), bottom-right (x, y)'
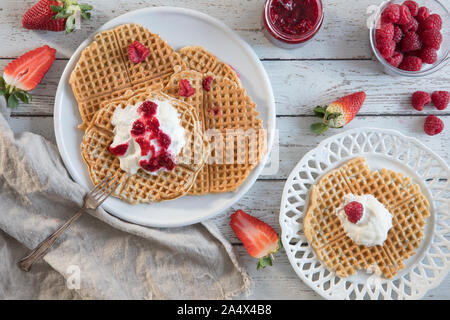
top-left (336, 194), bottom-right (393, 247)
top-left (109, 99), bottom-right (186, 175)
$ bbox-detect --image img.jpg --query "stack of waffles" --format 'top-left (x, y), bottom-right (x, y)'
top-left (70, 23), bottom-right (266, 203)
top-left (304, 157), bottom-right (430, 278)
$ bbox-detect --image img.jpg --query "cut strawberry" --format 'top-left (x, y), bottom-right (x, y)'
top-left (230, 210), bottom-right (281, 270)
top-left (311, 91), bottom-right (366, 134)
top-left (22, 0), bottom-right (93, 33)
top-left (128, 40), bottom-right (150, 64)
top-left (0, 45), bottom-right (56, 108)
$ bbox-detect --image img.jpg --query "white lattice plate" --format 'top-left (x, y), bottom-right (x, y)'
top-left (280, 128), bottom-right (449, 300)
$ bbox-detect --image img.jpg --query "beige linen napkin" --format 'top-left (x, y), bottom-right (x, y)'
top-left (0, 102), bottom-right (250, 299)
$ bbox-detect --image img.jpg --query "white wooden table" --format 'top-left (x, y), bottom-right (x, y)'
top-left (1, 0), bottom-right (449, 299)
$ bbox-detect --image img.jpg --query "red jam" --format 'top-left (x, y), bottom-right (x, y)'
top-left (109, 143), bottom-right (129, 156)
top-left (263, 0), bottom-right (324, 48)
top-left (202, 76), bottom-right (213, 91)
top-left (110, 100), bottom-right (176, 173)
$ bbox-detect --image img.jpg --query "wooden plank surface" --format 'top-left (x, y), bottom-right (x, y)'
top-left (1, 0), bottom-right (376, 60)
top-left (2, 0), bottom-right (449, 300)
top-left (2, 58), bottom-right (449, 117)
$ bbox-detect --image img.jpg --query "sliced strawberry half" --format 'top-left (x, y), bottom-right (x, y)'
top-left (230, 210), bottom-right (281, 269)
top-left (0, 45), bottom-right (56, 108)
top-left (311, 91), bottom-right (366, 134)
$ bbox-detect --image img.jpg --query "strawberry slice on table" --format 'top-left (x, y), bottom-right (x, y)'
top-left (0, 45), bottom-right (56, 108)
top-left (311, 91), bottom-right (366, 134)
top-left (230, 210), bottom-right (281, 270)
top-left (22, 0), bottom-right (93, 33)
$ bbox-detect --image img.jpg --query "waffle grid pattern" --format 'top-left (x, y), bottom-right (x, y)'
top-left (70, 23), bottom-right (187, 130)
top-left (163, 66), bottom-right (264, 195)
top-left (304, 157), bottom-right (430, 279)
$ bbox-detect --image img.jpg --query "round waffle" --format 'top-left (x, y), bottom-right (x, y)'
top-left (81, 89), bottom-right (208, 203)
top-left (304, 157), bottom-right (430, 278)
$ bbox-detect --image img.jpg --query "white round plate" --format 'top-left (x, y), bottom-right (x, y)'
top-left (54, 7), bottom-right (275, 228)
top-left (280, 128), bottom-right (450, 300)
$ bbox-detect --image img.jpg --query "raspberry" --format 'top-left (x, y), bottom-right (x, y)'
top-left (422, 14), bottom-right (442, 30)
top-left (344, 201), bottom-right (364, 224)
top-left (381, 4), bottom-right (400, 23)
top-left (406, 50), bottom-right (421, 57)
top-left (401, 18), bottom-right (418, 33)
top-left (419, 47), bottom-right (438, 64)
top-left (431, 91), bottom-right (449, 110)
top-left (401, 32), bottom-right (422, 52)
top-left (202, 76), bottom-right (213, 91)
top-left (416, 6), bottom-right (429, 23)
top-left (179, 79), bottom-right (195, 97)
top-left (378, 40), bottom-right (396, 58)
top-left (424, 115), bottom-right (444, 136)
top-left (128, 40), bottom-right (150, 64)
top-left (398, 5), bottom-right (412, 25)
top-left (399, 55), bottom-right (422, 71)
top-left (376, 23), bottom-right (395, 42)
top-left (138, 101), bottom-right (158, 117)
top-left (403, 1), bottom-right (419, 16)
top-left (393, 25), bottom-right (404, 43)
top-left (131, 120), bottom-right (146, 136)
top-left (386, 51), bottom-right (403, 67)
top-left (411, 91), bottom-right (431, 111)
top-left (420, 29), bottom-right (442, 50)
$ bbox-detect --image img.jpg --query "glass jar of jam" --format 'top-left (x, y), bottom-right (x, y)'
top-left (262, 0), bottom-right (324, 49)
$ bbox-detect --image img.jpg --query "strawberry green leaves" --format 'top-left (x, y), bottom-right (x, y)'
top-left (0, 77), bottom-right (33, 108)
top-left (311, 105), bottom-right (342, 134)
top-left (257, 238), bottom-right (283, 270)
top-left (51, 0), bottom-right (93, 33)
top-left (310, 92), bottom-right (366, 134)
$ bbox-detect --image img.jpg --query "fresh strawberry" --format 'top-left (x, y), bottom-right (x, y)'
top-left (22, 0), bottom-right (55, 29)
top-left (22, 0), bottom-right (93, 33)
top-left (230, 210), bottom-right (281, 270)
top-left (0, 45), bottom-right (56, 108)
top-left (311, 91), bottom-right (366, 134)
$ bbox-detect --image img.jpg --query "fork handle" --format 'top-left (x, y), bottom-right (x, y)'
top-left (18, 207), bottom-right (85, 272)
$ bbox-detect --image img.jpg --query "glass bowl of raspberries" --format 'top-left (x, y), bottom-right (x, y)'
top-left (370, 0), bottom-right (449, 76)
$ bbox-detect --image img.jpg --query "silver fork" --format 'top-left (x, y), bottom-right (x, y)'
top-left (18, 174), bottom-right (121, 272)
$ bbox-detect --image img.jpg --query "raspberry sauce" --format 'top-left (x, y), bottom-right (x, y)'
top-left (109, 143), bottom-right (129, 156)
top-left (111, 100), bottom-right (177, 173)
top-left (263, 0), bottom-right (324, 48)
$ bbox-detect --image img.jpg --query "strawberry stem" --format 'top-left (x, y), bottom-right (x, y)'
top-left (0, 77), bottom-right (33, 108)
top-left (51, 0), bottom-right (93, 33)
